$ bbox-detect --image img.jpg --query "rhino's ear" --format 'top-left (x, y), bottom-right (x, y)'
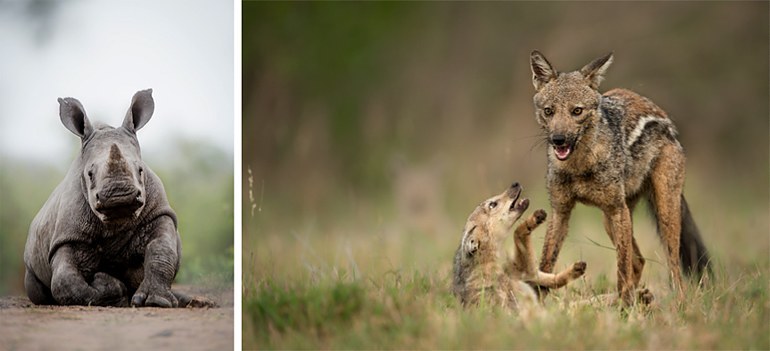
top-left (580, 52), bottom-right (614, 90)
top-left (123, 89), bottom-right (155, 132)
top-left (58, 97), bottom-right (93, 139)
top-left (531, 50), bottom-right (557, 91)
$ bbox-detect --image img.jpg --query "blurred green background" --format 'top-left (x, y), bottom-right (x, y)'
top-left (244, 1), bottom-right (768, 267)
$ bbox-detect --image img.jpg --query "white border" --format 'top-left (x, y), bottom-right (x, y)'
top-left (233, 0), bottom-right (243, 349)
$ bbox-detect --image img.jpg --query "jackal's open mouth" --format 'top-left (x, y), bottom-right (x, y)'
top-left (510, 198), bottom-right (529, 213)
top-left (510, 197), bottom-right (529, 212)
top-left (554, 145), bottom-right (572, 161)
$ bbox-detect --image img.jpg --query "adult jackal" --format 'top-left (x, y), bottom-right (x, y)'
top-left (529, 51), bottom-right (711, 304)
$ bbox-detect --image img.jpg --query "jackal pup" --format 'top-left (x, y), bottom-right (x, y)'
top-left (452, 183), bottom-right (586, 310)
top-left (529, 51), bottom-right (711, 304)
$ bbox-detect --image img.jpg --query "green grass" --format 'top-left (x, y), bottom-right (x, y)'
top-left (244, 260), bottom-right (769, 349)
top-left (244, 262), bottom-right (768, 349)
top-left (243, 181), bottom-right (769, 349)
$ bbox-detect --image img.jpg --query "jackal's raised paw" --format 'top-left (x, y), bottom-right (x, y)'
top-left (533, 209), bottom-right (547, 224)
top-left (571, 261), bottom-right (587, 278)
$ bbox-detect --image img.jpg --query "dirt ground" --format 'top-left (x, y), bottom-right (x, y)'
top-left (0, 285), bottom-right (233, 351)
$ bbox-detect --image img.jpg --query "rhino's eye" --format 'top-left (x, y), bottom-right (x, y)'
top-left (138, 167), bottom-right (144, 176)
top-left (87, 170), bottom-right (94, 182)
top-left (488, 201), bottom-right (498, 210)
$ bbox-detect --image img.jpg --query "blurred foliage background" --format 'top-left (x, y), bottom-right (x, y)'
top-left (243, 1), bottom-right (768, 284)
top-left (0, 138), bottom-right (234, 294)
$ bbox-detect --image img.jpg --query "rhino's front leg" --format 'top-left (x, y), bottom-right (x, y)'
top-left (131, 216), bottom-right (181, 308)
top-left (51, 246), bottom-right (128, 306)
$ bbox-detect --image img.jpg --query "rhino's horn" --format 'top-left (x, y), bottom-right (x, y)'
top-left (107, 144), bottom-right (130, 174)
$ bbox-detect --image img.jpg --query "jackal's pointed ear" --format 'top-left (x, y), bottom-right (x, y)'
top-left (530, 50), bottom-right (557, 91)
top-left (580, 52), bottom-right (614, 90)
top-left (461, 225), bottom-right (479, 257)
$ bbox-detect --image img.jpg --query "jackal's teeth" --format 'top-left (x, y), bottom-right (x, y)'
top-left (554, 145), bottom-right (572, 160)
top-left (511, 198), bottom-right (529, 212)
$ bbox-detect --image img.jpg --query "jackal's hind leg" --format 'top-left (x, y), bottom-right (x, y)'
top-left (650, 144), bottom-right (686, 300)
top-left (527, 261), bottom-right (587, 289)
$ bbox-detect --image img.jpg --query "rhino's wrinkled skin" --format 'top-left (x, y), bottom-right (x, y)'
top-left (23, 89), bottom-right (186, 307)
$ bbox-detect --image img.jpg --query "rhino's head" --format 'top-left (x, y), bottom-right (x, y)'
top-left (58, 89), bottom-right (155, 224)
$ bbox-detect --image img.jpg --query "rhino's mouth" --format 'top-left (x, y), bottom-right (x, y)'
top-left (98, 204), bottom-right (141, 220)
top-left (95, 192), bottom-right (144, 221)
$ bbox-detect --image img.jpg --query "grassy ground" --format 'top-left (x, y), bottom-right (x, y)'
top-left (243, 268), bottom-right (767, 349)
top-left (242, 179), bottom-right (769, 349)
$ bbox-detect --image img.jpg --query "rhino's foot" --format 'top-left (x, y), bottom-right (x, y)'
top-left (92, 272), bottom-right (129, 306)
top-left (131, 283), bottom-right (178, 308)
top-left (25, 270), bottom-right (56, 305)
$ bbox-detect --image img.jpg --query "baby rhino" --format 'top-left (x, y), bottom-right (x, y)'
top-left (24, 89), bottom-right (207, 308)
top-left (452, 183), bottom-right (586, 311)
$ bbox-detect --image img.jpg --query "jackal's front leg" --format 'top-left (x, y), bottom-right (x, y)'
top-left (512, 209), bottom-right (547, 277)
top-left (602, 213), bottom-right (646, 287)
top-left (604, 204), bottom-right (636, 305)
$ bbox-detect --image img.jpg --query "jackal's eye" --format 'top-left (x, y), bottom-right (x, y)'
top-left (571, 107), bottom-right (583, 116)
top-left (543, 107), bottom-right (553, 116)
top-left (488, 201), bottom-right (498, 210)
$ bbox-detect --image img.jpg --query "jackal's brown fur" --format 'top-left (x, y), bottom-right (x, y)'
top-left (529, 51), bottom-right (711, 304)
top-left (451, 183), bottom-right (586, 310)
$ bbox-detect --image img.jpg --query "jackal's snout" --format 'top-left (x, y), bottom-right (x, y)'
top-left (551, 135), bottom-right (566, 146)
top-left (504, 182), bottom-right (528, 213)
top-left (549, 133), bottom-right (576, 161)
top-left (504, 182), bottom-right (522, 201)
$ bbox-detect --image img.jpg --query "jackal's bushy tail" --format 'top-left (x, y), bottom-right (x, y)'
top-left (679, 195), bottom-right (712, 278)
top-left (649, 194), bottom-right (712, 280)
